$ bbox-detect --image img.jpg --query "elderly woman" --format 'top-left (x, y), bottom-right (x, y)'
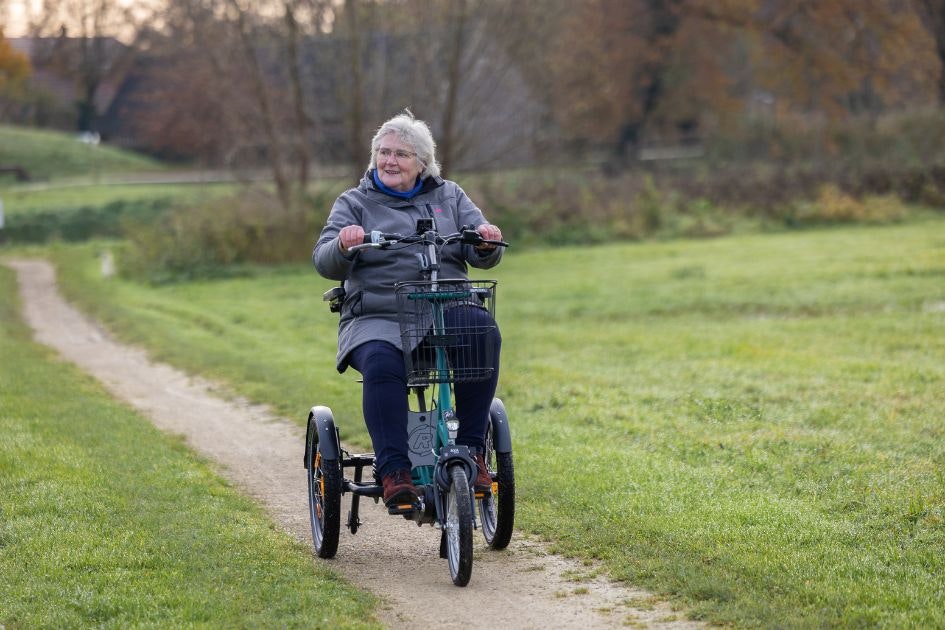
top-left (313, 111), bottom-right (504, 509)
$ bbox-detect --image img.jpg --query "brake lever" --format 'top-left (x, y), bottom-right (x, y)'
top-left (458, 226), bottom-right (509, 248)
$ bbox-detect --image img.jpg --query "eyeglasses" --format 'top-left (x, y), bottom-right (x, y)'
top-left (377, 148), bottom-right (416, 162)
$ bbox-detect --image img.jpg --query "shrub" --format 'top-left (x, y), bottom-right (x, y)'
top-left (781, 185), bottom-right (909, 227)
top-left (119, 188), bottom-right (330, 282)
top-left (1, 198), bottom-right (173, 244)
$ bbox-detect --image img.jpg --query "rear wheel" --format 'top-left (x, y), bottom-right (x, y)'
top-left (478, 423), bottom-right (515, 549)
top-left (445, 465), bottom-right (474, 586)
top-left (307, 424), bottom-right (341, 558)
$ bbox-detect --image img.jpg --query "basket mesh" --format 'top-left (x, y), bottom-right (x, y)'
top-left (395, 280), bottom-right (497, 386)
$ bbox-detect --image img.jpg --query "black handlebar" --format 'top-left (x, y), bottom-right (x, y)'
top-left (332, 224), bottom-right (508, 312)
top-left (355, 226), bottom-right (509, 250)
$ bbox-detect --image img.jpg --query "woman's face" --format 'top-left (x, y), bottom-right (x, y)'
top-left (375, 133), bottom-right (422, 192)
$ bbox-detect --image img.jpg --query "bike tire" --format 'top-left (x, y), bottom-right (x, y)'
top-left (445, 465), bottom-right (474, 586)
top-left (307, 431), bottom-right (342, 559)
top-left (478, 423), bottom-right (515, 549)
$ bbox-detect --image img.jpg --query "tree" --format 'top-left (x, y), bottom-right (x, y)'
top-left (913, 0), bottom-right (945, 105)
top-left (336, 0), bottom-right (373, 178)
top-left (747, 0), bottom-right (929, 116)
top-left (404, 0), bottom-right (549, 175)
top-left (144, 0), bottom-right (330, 208)
top-left (536, 0), bottom-right (940, 166)
top-left (0, 30), bottom-right (32, 121)
top-left (324, 0), bottom-right (548, 177)
top-left (547, 0), bottom-right (691, 164)
top-left (284, 0), bottom-right (311, 186)
top-left (26, 0), bottom-right (144, 132)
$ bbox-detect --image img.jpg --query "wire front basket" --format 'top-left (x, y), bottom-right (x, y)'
top-left (395, 280), bottom-right (498, 386)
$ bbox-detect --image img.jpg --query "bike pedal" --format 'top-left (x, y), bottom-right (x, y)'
top-left (387, 502), bottom-right (420, 516)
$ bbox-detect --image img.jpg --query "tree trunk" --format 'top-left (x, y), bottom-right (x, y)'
top-left (345, 0), bottom-right (366, 179)
top-left (611, 0), bottom-right (681, 167)
top-left (935, 5), bottom-right (945, 105)
top-left (439, 0), bottom-right (468, 179)
top-left (231, 1), bottom-right (291, 210)
top-left (913, 0), bottom-right (945, 106)
top-left (284, 0), bottom-right (312, 188)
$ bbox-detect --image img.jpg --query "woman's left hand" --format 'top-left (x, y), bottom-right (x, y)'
top-left (476, 224), bottom-right (502, 251)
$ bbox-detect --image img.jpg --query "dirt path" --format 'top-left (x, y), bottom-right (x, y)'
top-left (5, 259), bottom-right (699, 629)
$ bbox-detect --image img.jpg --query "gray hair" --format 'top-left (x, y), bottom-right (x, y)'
top-left (368, 110), bottom-right (441, 179)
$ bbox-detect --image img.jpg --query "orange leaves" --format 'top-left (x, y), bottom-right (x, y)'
top-left (0, 35), bottom-right (31, 90)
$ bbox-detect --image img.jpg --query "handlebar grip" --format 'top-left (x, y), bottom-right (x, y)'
top-left (348, 230), bottom-right (375, 253)
top-left (349, 231), bottom-right (404, 252)
top-left (460, 229), bottom-right (510, 249)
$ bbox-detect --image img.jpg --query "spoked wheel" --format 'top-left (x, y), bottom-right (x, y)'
top-left (478, 422), bottom-right (515, 549)
top-left (445, 465), bottom-right (474, 586)
top-left (307, 427), bottom-right (342, 559)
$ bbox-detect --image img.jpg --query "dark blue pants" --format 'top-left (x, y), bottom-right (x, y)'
top-left (348, 306), bottom-right (501, 479)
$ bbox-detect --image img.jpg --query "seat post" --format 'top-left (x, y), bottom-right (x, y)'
top-left (411, 386), bottom-right (428, 413)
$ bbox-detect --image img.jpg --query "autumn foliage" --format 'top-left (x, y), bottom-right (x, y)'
top-left (0, 33), bottom-right (32, 117)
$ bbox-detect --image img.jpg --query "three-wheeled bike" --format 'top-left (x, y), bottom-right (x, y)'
top-left (304, 223), bottom-right (514, 586)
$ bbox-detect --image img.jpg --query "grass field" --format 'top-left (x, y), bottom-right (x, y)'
top-left (0, 266), bottom-right (379, 628)
top-left (36, 217), bottom-right (945, 626)
top-left (0, 182), bottom-right (237, 217)
top-left (0, 125), bottom-right (162, 182)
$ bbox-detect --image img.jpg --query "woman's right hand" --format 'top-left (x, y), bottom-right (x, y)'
top-left (338, 225), bottom-right (365, 253)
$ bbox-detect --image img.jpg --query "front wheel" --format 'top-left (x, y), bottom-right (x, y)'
top-left (306, 419), bottom-right (341, 558)
top-left (478, 422), bottom-right (515, 549)
top-left (445, 465), bottom-right (474, 586)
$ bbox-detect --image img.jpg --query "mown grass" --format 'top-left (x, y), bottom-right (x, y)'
top-left (0, 182), bottom-right (240, 246)
top-left (0, 266), bottom-right (379, 628)
top-left (0, 182), bottom-right (236, 217)
top-left (45, 218), bottom-right (945, 627)
top-left (0, 125), bottom-right (162, 182)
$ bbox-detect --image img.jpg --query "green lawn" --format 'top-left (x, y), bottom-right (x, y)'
top-left (0, 125), bottom-right (162, 182)
top-left (0, 182), bottom-right (237, 217)
top-left (0, 266), bottom-right (379, 629)
top-left (41, 218), bottom-right (945, 627)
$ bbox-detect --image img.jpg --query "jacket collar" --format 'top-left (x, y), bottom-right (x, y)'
top-left (360, 169), bottom-right (444, 202)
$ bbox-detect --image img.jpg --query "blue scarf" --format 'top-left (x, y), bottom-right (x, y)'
top-left (372, 169), bottom-right (424, 199)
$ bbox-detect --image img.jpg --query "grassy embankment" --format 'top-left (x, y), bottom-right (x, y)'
top-left (0, 266), bottom-right (379, 628)
top-left (0, 125), bottom-right (239, 244)
top-left (46, 219), bottom-right (945, 627)
top-left (0, 125), bottom-right (162, 181)
top-left (0, 182), bottom-right (236, 218)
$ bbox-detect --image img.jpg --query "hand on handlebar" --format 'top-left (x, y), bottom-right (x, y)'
top-left (338, 225), bottom-right (366, 253)
top-left (475, 224), bottom-right (503, 251)
top-left (341, 223), bottom-right (506, 254)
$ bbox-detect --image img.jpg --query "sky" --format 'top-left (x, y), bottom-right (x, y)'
top-left (2, 1), bottom-right (31, 36)
top-left (1, 0), bottom-right (157, 39)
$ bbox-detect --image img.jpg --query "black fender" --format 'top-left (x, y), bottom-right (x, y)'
top-left (304, 405), bottom-right (339, 468)
top-left (489, 398), bottom-right (513, 454)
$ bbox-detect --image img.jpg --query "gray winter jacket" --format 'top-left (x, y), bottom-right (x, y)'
top-left (313, 171), bottom-right (503, 372)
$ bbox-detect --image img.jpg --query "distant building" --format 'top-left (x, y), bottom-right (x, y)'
top-left (8, 36), bottom-right (136, 133)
